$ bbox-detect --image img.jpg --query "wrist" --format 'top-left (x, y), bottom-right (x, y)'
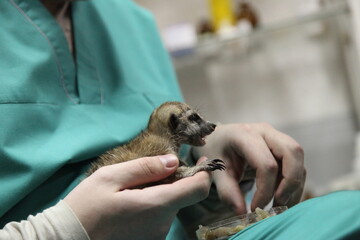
top-left (42, 200), bottom-right (90, 240)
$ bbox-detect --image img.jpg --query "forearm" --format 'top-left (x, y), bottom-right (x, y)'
top-left (0, 200), bottom-right (89, 240)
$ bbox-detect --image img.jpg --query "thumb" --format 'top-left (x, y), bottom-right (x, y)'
top-left (94, 154), bottom-right (179, 190)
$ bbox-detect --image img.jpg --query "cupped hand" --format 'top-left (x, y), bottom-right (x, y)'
top-left (64, 155), bottom-right (212, 240)
top-left (193, 123), bottom-right (306, 214)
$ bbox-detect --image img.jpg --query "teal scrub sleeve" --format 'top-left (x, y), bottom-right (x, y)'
top-left (167, 217), bottom-right (190, 240)
top-left (230, 191), bottom-right (360, 240)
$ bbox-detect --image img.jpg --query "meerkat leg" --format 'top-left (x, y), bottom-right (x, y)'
top-left (139, 159), bottom-right (225, 187)
top-left (173, 159), bottom-right (225, 180)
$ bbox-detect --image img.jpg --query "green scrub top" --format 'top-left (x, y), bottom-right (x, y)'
top-left (0, 0), bottom-right (184, 233)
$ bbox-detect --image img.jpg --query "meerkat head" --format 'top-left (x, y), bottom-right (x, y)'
top-left (148, 101), bottom-right (216, 146)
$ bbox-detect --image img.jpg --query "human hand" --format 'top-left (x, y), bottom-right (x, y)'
top-left (64, 155), bottom-right (212, 240)
top-left (193, 123), bottom-right (305, 214)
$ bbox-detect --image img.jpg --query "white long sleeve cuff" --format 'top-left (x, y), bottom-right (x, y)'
top-left (0, 200), bottom-right (90, 240)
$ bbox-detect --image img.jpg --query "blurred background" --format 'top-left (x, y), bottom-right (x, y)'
top-left (134, 0), bottom-right (360, 198)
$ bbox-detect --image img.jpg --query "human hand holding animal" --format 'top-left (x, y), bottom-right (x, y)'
top-left (193, 123), bottom-right (306, 215)
top-left (64, 155), bottom-right (212, 240)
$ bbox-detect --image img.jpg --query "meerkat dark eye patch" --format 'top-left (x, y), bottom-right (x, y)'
top-left (169, 113), bottom-right (180, 130)
top-left (188, 113), bottom-right (201, 122)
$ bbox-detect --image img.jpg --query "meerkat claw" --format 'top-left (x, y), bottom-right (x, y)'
top-left (212, 159), bottom-right (225, 164)
top-left (207, 159), bottom-right (226, 171)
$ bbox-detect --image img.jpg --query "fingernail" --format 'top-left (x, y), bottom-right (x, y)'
top-left (159, 154), bottom-right (178, 168)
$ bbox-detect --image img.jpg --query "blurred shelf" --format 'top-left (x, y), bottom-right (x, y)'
top-left (198, 2), bottom-right (349, 48)
top-left (172, 2), bottom-right (349, 68)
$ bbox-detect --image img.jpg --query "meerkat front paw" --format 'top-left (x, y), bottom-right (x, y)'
top-left (173, 159), bottom-right (226, 181)
top-left (201, 159), bottom-right (226, 172)
top-left (149, 159), bottom-right (226, 186)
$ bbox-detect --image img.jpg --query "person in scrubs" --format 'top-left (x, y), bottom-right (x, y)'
top-left (0, 0), bottom-right (358, 240)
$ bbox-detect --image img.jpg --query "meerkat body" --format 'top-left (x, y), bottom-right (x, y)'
top-left (87, 101), bottom-right (224, 185)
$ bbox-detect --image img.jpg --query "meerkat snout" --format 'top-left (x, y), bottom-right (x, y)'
top-left (168, 111), bottom-right (216, 147)
top-left (203, 121), bottom-right (216, 135)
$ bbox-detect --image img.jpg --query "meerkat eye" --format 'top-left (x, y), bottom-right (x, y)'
top-left (188, 113), bottom-right (201, 122)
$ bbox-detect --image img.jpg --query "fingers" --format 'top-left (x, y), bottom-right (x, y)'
top-left (164, 157), bottom-right (212, 208)
top-left (262, 125), bottom-right (305, 207)
top-left (112, 157), bottom-right (212, 213)
top-left (194, 123), bottom-right (305, 212)
top-left (274, 168), bottom-right (306, 207)
top-left (264, 129), bottom-right (305, 181)
top-left (226, 125), bottom-right (279, 210)
top-left (92, 154), bottom-right (179, 190)
top-left (223, 123), bottom-right (305, 210)
top-left (145, 168), bottom-right (212, 210)
top-left (241, 137), bottom-right (278, 211)
top-left (213, 172), bottom-right (247, 214)
top-left (92, 155), bottom-right (211, 211)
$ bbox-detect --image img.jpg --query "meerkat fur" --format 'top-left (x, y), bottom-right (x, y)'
top-left (87, 101), bottom-right (225, 185)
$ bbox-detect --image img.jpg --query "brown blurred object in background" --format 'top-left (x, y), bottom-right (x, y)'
top-left (236, 1), bottom-right (259, 29)
top-left (197, 18), bottom-right (215, 36)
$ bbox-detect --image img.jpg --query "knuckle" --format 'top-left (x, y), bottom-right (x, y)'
top-left (240, 122), bottom-right (274, 134)
top-left (93, 166), bottom-right (113, 182)
top-left (291, 143), bottom-right (304, 159)
top-left (137, 157), bottom-right (161, 177)
top-left (263, 160), bottom-right (278, 174)
top-left (242, 123), bottom-right (252, 131)
top-left (259, 122), bottom-right (272, 129)
top-left (237, 123), bottom-right (254, 134)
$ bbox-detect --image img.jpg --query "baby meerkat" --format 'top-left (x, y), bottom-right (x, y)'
top-left (87, 101), bottom-right (225, 185)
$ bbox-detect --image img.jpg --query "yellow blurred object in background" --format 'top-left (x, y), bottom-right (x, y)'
top-left (208, 0), bottom-right (235, 31)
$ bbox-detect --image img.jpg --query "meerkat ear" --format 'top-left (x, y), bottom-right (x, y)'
top-left (169, 113), bottom-right (179, 131)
